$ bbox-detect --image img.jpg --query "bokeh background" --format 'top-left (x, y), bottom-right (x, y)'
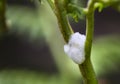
top-left (0, 0), bottom-right (120, 84)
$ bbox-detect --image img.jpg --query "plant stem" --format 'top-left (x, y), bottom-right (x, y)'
top-left (48, 0), bottom-right (98, 83)
top-left (79, 59), bottom-right (97, 84)
top-left (54, 0), bottom-right (73, 43)
top-left (79, 0), bottom-right (98, 84)
top-left (46, 0), bottom-right (55, 11)
top-left (0, 0), bottom-right (7, 37)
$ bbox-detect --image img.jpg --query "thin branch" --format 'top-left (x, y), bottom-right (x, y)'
top-left (46, 0), bottom-right (56, 14)
top-left (79, 0), bottom-right (98, 84)
top-left (47, 0), bottom-right (98, 83)
top-left (54, 0), bottom-right (73, 43)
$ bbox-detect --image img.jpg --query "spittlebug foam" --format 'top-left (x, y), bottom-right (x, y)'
top-left (64, 32), bottom-right (86, 64)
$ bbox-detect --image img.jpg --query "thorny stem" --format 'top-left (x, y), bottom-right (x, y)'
top-left (0, 0), bottom-right (7, 37)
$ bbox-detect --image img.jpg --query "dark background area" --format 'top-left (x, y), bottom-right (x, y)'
top-left (0, 0), bottom-right (58, 74)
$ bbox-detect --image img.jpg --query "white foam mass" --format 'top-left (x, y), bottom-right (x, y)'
top-left (64, 32), bottom-right (86, 64)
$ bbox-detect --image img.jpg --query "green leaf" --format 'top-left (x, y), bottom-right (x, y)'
top-left (94, 2), bottom-right (104, 12)
top-left (66, 3), bottom-right (85, 22)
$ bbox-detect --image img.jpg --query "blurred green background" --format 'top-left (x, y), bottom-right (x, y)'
top-left (0, 0), bottom-right (120, 84)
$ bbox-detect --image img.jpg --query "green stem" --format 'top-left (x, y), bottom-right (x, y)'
top-left (48, 0), bottom-right (97, 84)
top-left (54, 0), bottom-right (73, 43)
top-left (46, 0), bottom-right (55, 12)
top-left (79, 0), bottom-right (98, 84)
top-left (0, 0), bottom-right (7, 37)
top-left (79, 59), bottom-right (97, 84)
